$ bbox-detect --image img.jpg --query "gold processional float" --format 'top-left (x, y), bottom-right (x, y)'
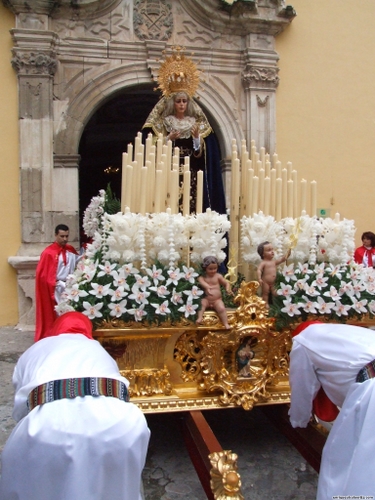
top-left (58, 48), bottom-right (374, 498)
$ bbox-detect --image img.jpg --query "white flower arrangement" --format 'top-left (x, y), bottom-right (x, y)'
top-left (271, 261), bottom-right (375, 330)
top-left (82, 189), bottom-right (106, 238)
top-left (57, 258), bottom-right (202, 327)
top-left (240, 212), bottom-right (356, 266)
top-left (59, 190), bottom-right (230, 327)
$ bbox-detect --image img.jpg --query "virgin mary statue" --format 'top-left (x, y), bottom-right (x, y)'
top-left (142, 47), bottom-right (226, 215)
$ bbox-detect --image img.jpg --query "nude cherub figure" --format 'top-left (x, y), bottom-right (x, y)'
top-left (257, 241), bottom-right (291, 307)
top-left (196, 256), bottom-right (232, 329)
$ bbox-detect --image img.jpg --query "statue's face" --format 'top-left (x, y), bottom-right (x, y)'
top-left (174, 93), bottom-right (188, 115)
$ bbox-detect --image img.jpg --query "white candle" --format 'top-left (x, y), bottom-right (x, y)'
top-left (134, 134), bottom-right (141, 158)
top-left (272, 152), bottom-right (278, 168)
top-left (258, 168), bottom-right (265, 212)
top-left (145, 133), bottom-right (152, 164)
top-left (260, 147), bottom-right (266, 168)
top-left (156, 134), bottom-right (163, 167)
top-left (300, 179), bottom-right (307, 213)
top-left (265, 160), bottom-right (271, 179)
top-left (287, 179), bottom-right (294, 218)
top-left (276, 178), bottom-right (282, 220)
top-left (240, 148), bottom-right (249, 217)
top-left (276, 160), bottom-right (281, 179)
top-left (139, 166), bottom-right (148, 214)
top-left (124, 165), bottom-right (133, 212)
top-left (196, 170), bottom-right (203, 214)
top-left (184, 156), bottom-right (190, 171)
top-left (246, 168), bottom-right (254, 216)
top-left (311, 180), bottom-right (317, 216)
top-left (281, 168), bottom-right (288, 218)
top-left (251, 145), bottom-right (256, 163)
top-left (166, 139), bottom-right (172, 171)
top-left (121, 152), bottom-right (128, 212)
top-left (292, 170), bottom-right (298, 218)
top-left (132, 160), bottom-right (140, 213)
top-left (287, 161), bottom-right (292, 180)
top-left (127, 142), bottom-right (133, 163)
top-left (231, 158), bottom-right (240, 249)
top-left (270, 168), bottom-right (276, 218)
top-left (169, 169), bottom-right (179, 214)
top-left (154, 170), bottom-right (163, 213)
top-left (335, 212), bottom-right (340, 222)
top-left (252, 176), bottom-right (259, 215)
top-left (183, 170), bottom-right (191, 216)
top-left (158, 160), bottom-right (166, 212)
top-left (145, 160), bottom-right (152, 212)
top-left (264, 177), bottom-right (271, 216)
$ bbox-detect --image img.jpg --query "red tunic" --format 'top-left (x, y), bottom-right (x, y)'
top-left (354, 245), bottom-right (375, 266)
top-left (35, 242), bottom-right (78, 342)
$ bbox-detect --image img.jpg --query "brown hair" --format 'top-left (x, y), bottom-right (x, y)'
top-left (257, 241), bottom-right (270, 259)
top-left (202, 256), bottom-right (219, 269)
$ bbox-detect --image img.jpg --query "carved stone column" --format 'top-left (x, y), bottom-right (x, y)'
top-left (242, 33), bottom-right (280, 155)
top-left (10, 28), bottom-right (80, 253)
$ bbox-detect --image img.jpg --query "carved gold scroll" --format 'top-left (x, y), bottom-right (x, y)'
top-left (93, 281), bottom-right (292, 413)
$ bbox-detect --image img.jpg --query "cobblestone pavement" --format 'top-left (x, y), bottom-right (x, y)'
top-left (0, 327), bottom-right (318, 499)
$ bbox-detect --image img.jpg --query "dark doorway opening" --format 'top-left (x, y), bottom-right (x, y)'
top-left (78, 85), bottom-right (158, 229)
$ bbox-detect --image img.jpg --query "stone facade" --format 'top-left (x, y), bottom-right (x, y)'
top-left (4, 0), bottom-right (295, 327)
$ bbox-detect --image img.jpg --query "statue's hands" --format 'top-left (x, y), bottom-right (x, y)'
top-left (168, 130), bottom-right (180, 141)
top-left (191, 124), bottom-right (200, 138)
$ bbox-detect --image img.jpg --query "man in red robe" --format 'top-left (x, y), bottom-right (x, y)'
top-left (35, 224), bottom-right (80, 341)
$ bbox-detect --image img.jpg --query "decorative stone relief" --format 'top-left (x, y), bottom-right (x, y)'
top-left (2, 0), bottom-right (56, 15)
top-left (242, 66), bottom-right (280, 90)
top-left (11, 51), bottom-right (57, 76)
top-left (134, 0), bottom-right (173, 41)
top-left (181, 0), bottom-right (295, 36)
top-left (51, 1), bottom-right (128, 41)
top-left (19, 77), bottom-right (52, 119)
top-left (256, 94), bottom-right (269, 107)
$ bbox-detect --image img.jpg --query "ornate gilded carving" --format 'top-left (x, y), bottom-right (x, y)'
top-left (209, 450), bottom-right (244, 500)
top-left (94, 281), bottom-right (292, 412)
top-left (197, 282), bottom-right (291, 410)
top-left (120, 368), bottom-right (173, 397)
top-left (134, 0), bottom-right (173, 41)
top-left (11, 51), bottom-right (57, 76)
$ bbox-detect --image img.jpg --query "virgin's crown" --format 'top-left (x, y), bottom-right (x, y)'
top-left (156, 46), bottom-right (201, 98)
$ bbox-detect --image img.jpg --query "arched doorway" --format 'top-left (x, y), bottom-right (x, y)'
top-left (78, 86), bottom-right (224, 240)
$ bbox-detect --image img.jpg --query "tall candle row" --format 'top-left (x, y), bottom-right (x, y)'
top-left (235, 139), bottom-right (317, 220)
top-left (121, 132), bottom-right (203, 215)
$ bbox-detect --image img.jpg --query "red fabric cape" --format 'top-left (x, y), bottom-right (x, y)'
top-left (354, 245), bottom-right (375, 265)
top-left (35, 242), bottom-right (78, 342)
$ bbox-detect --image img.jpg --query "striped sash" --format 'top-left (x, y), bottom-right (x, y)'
top-left (27, 377), bottom-right (129, 411)
top-left (356, 359), bottom-right (375, 383)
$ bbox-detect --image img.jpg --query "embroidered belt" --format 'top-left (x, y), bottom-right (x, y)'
top-left (27, 377), bottom-right (129, 411)
top-left (356, 359), bottom-right (375, 383)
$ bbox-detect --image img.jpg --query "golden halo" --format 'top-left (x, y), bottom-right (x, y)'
top-left (156, 46), bottom-right (201, 98)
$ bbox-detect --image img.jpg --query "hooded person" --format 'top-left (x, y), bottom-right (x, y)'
top-left (289, 320), bottom-right (375, 499)
top-left (0, 312), bottom-right (150, 500)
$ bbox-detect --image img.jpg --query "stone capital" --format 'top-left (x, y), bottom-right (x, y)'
top-left (242, 66), bottom-right (280, 90)
top-left (11, 50), bottom-right (57, 75)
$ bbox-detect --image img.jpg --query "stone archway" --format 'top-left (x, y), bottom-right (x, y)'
top-left (5, 0), bottom-right (295, 327)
